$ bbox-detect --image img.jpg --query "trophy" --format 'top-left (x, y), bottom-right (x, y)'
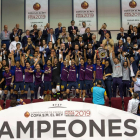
top-left (98, 47), bottom-right (107, 58)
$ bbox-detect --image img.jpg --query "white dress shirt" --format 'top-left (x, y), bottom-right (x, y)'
top-left (127, 98), bottom-right (140, 114)
top-left (80, 27), bottom-right (86, 35)
top-left (50, 34), bottom-right (55, 43)
top-left (9, 41), bottom-right (22, 52)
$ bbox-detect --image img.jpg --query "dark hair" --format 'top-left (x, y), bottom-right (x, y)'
top-left (26, 61), bottom-right (30, 65)
top-left (82, 21), bottom-right (86, 24)
top-left (63, 94), bottom-right (68, 99)
top-left (97, 80), bottom-right (102, 86)
top-left (132, 93), bottom-right (139, 99)
top-left (104, 23), bottom-right (107, 26)
top-left (71, 20), bottom-right (75, 23)
top-left (80, 58), bottom-right (84, 61)
top-left (129, 25), bottom-right (133, 30)
top-left (33, 24), bottom-right (37, 27)
top-left (5, 65), bottom-right (9, 68)
top-left (10, 100), bottom-right (18, 107)
top-left (16, 43), bottom-right (20, 46)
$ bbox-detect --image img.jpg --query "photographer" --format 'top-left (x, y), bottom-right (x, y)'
top-left (133, 70), bottom-right (140, 100)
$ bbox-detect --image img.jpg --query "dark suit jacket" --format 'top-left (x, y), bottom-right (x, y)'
top-left (55, 27), bottom-right (62, 39)
top-left (117, 33), bottom-right (128, 41)
top-left (35, 36), bottom-right (45, 46)
top-left (86, 49), bottom-right (94, 60)
top-left (131, 33), bottom-right (140, 44)
top-left (70, 34), bottom-right (79, 43)
top-left (65, 42), bottom-right (74, 52)
top-left (89, 40), bottom-right (100, 51)
top-left (22, 35), bottom-right (35, 48)
top-left (47, 34), bottom-right (56, 44)
top-left (68, 26), bottom-right (78, 35)
top-left (42, 28), bottom-right (50, 38)
top-left (114, 45), bottom-right (128, 56)
top-left (98, 29), bottom-right (111, 43)
top-left (83, 33), bottom-right (92, 44)
top-left (124, 42), bottom-right (133, 49)
top-left (10, 32), bottom-right (21, 42)
top-left (30, 29), bottom-right (39, 36)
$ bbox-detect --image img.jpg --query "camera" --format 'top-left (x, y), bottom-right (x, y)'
top-left (58, 47), bottom-right (60, 50)
top-left (61, 49), bottom-right (63, 51)
top-left (124, 52), bottom-right (130, 58)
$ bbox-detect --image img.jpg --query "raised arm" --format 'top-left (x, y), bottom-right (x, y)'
top-left (93, 50), bottom-right (97, 64)
top-left (42, 53), bottom-right (45, 66)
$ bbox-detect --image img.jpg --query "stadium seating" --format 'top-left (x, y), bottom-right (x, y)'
top-left (5, 100), bottom-right (11, 109)
top-left (23, 99), bottom-right (31, 104)
top-left (85, 98), bottom-right (92, 103)
top-left (32, 99), bottom-right (43, 103)
top-left (123, 97), bottom-right (131, 111)
top-left (71, 98), bottom-right (83, 102)
top-left (105, 98), bottom-right (110, 106)
top-left (0, 100), bottom-right (4, 109)
top-left (111, 97), bottom-right (122, 110)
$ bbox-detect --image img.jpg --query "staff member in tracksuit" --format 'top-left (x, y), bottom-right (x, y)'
top-left (103, 58), bottom-right (112, 99)
top-left (110, 51), bottom-right (123, 98)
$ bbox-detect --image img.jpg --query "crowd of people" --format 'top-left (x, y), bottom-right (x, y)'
top-left (0, 21), bottom-right (140, 108)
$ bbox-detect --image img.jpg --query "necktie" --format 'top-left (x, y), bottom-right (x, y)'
top-left (69, 42), bottom-right (70, 46)
top-left (72, 26), bottom-right (74, 30)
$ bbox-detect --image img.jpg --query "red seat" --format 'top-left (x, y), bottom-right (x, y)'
top-left (105, 98), bottom-right (110, 106)
top-left (0, 100), bottom-right (4, 109)
top-left (111, 97), bottom-right (122, 110)
top-left (124, 97), bottom-right (131, 111)
top-left (51, 98), bottom-right (57, 101)
top-left (85, 98), bottom-right (92, 103)
top-left (32, 99), bottom-right (43, 103)
top-left (5, 100), bottom-right (11, 109)
top-left (71, 98), bottom-right (83, 102)
top-left (23, 99), bottom-right (31, 104)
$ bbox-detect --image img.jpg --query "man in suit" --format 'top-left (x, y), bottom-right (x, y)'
top-left (89, 35), bottom-right (100, 51)
top-left (131, 26), bottom-right (139, 44)
top-left (10, 28), bottom-right (21, 42)
top-left (70, 29), bottom-right (79, 43)
top-left (114, 40), bottom-right (128, 57)
top-left (30, 24), bottom-right (40, 37)
top-left (43, 23), bottom-right (50, 39)
top-left (102, 33), bottom-right (114, 53)
top-left (83, 27), bottom-right (92, 44)
top-left (55, 22), bottom-right (62, 40)
top-left (47, 28), bottom-right (56, 44)
top-left (22, 30), bottom-right (35, 48)
top-left (124, 37), bottom-right (133, 49)
top-left (65, 37), bottom-right (74, 52)
top-left (99, 23), bottom-right (111, 43)
top-left (77, 36), bottom-right (85, 52)
top-left (68, 20), bottom-right (78, 35)
top-left (58, 27), bottom-right (69, 43)
top-left (117, 27), bottom-right (128, 43)
top-left (16, 24), bottom-right (23, 42)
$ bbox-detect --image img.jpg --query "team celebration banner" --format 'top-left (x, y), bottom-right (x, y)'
top-left (25, 0), bottom-right (48, 30)
top-left (0, 101), bottom-right (140, 140)
top-left (73, 0), bottom-right (97, 31)
top-left (121, 0), bottom-right (140, 30)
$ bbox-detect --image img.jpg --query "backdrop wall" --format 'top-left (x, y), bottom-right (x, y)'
top-left (1, 0), bottom-right (123, 43)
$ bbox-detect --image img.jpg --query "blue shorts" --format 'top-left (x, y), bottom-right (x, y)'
top-left (14, 82), bottom-right (24, 91)
top-left (44, 81), bottom-right (52, 91)
top-left (78, 80), bottom-right (86, 90)
top-left (61, 81), bottom-right (67, 91)
top-left (85, 80), bottom-right (93, 90)
top-left (4, 85), bottom-right (13, 91)
top-left (67, 82), bottom-right (78, 90)
top-left (24, 83), bottom-right (34, 91)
